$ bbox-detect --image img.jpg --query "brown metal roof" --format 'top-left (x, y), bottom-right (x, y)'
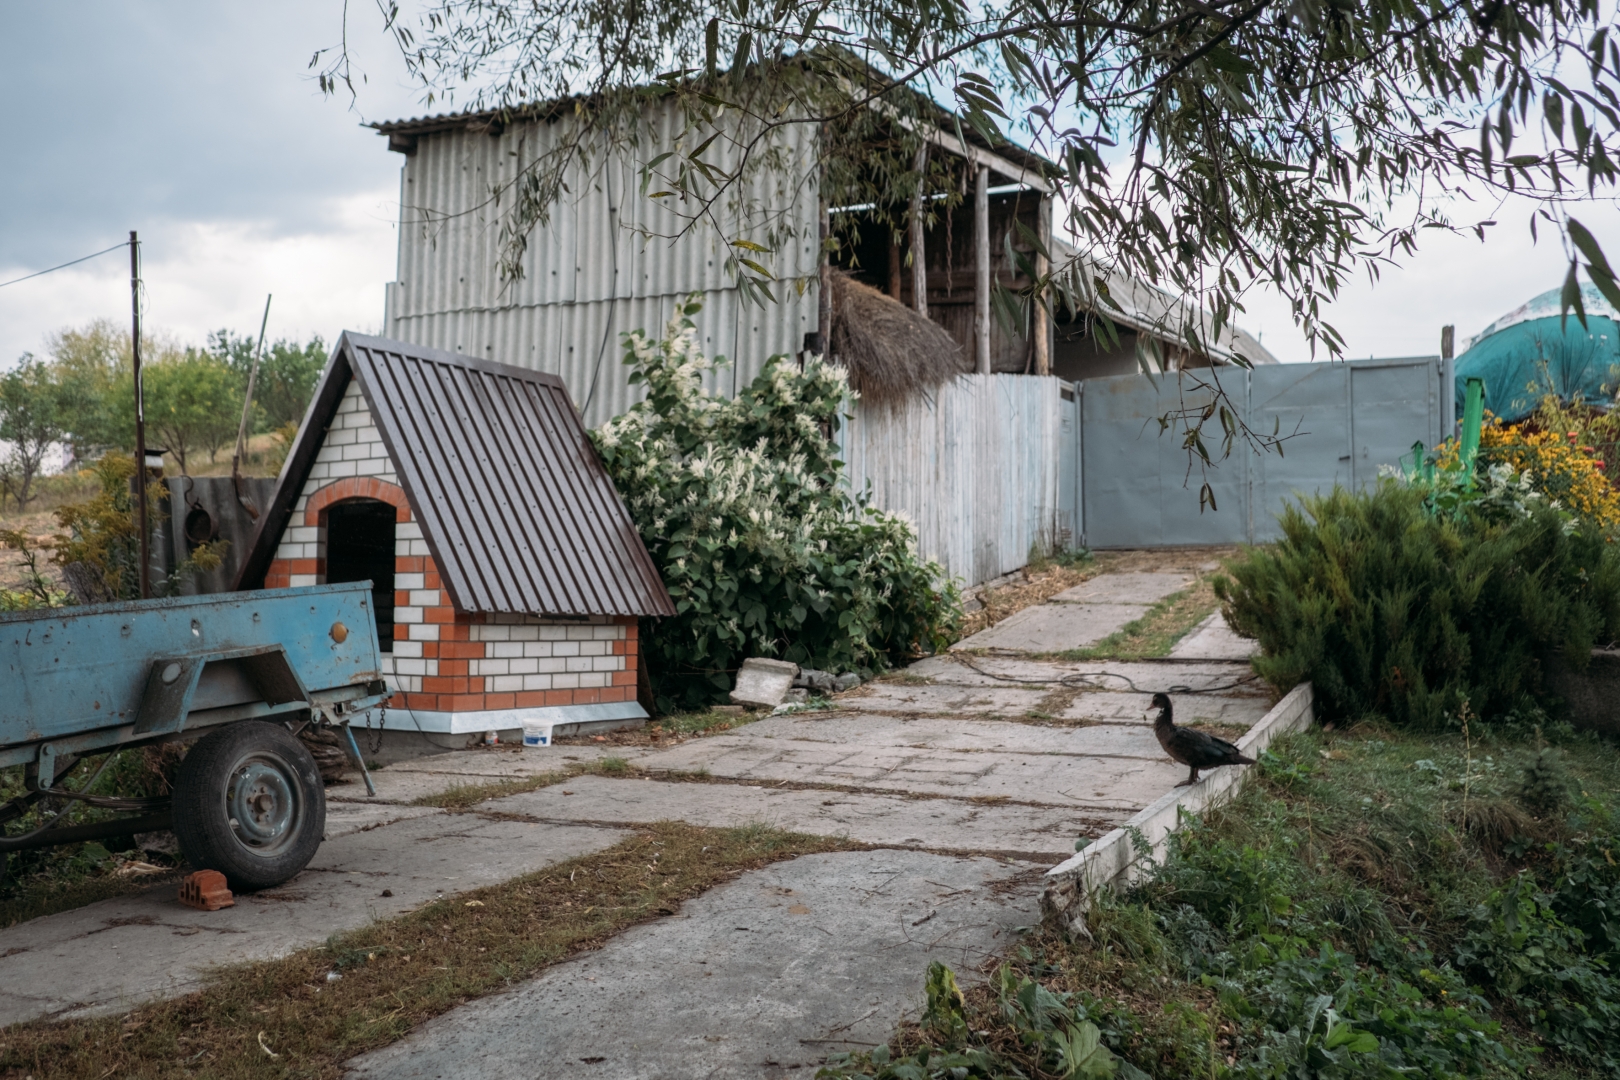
top-left (236, 333), bottom-right (674, 618)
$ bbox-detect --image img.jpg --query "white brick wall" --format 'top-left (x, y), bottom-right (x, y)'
top-left (270, 380), bottom-right (400, 578)
top-left (465, 616), bottom-right (627, 693)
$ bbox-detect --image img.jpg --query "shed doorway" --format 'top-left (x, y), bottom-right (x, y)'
top-left (325, 499), bottom-right (396, 651)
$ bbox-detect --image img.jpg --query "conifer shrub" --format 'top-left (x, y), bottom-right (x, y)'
top-left (1216, 481), bottom-right (1620, 727)
top-left (591, 300), bottom-right (960, 711)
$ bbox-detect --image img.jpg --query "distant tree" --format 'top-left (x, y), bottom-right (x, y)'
top-left (47, 319), bottom-right (131, 454)
top-left (207, 329), bottom-right (328, 432)
top-left (0, 356), bottom-right (66, 510)
top-left (142, 353), bottom-right (242, 474)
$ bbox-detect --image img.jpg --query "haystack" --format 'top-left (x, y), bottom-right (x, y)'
top-left (830, 271), bottom-right (963, 407)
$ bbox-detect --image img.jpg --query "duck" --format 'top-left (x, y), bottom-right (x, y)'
top-left (1150, 692), bottom-right (1254, 787)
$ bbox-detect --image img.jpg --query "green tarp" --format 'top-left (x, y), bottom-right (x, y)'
top-left (1455, 283), bottom-right (1620, 422)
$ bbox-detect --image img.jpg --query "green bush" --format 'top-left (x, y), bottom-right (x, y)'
top-left (591, 299), bottom-right (959, 711)
top-left (1216, 481), bottom-right (1620, 727)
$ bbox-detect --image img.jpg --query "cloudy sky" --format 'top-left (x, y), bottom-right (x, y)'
top-left (1, 4), bottom-right (1618, 369)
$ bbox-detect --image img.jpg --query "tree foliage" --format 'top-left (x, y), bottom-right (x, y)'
top-left (329, 0), bottom-right (1620, 462)
top-left (204, 329), bottom-right (328, 432)
top-left (590, 299), bottom-right (959, 711)
top-left (0, 358), bottom-right (67, 511)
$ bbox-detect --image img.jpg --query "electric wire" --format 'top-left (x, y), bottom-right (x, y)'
top-left (0, 241), bottom-right (128, 290)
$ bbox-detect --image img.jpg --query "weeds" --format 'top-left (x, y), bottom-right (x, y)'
top-left (824, 725), bottom-right (1620, 1079)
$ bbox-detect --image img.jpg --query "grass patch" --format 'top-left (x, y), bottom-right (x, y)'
top-left (655, 708), bottom-right (762, 736)
top-left (824, 721), bottom-right (1620, 1079)
top-left (0, 821), bottom-right (857, 1079)
top-left (1047, 575), bottom-right (1220, 661)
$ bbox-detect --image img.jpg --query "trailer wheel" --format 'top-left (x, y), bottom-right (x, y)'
top-left (172, 721), bottom-right (326, 891)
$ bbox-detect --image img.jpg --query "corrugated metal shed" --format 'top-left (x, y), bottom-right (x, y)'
top-left (380, 99), bottom-right (822, 428)
top-left (236, 332), bottom-right (674, 618)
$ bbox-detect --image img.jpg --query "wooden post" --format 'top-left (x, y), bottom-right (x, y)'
top-left (817, 199), bottom-right (831, 355)
top-left (888, 239), bottom-right (903, 301)
top-left (910, 142), bottom-right (928, 318)
top-left (974, 165), bottom-right (990, 374)
top-left (1033, 194), bottom-right (1052, 376)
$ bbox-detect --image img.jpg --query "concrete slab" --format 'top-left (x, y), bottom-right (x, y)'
top-left (324, 799), bottom-right (444, 838)
top-left (487, 775), bottom-right (1119, 858)
top-left (951, 602), bottom-right (1148, 653)
top-left (637, 736), bottom-right (1185, 810)
top-left (727, 712), bottom-right (1168, 758)
top-left (1050, 571), bottom-right (1190, 605)
top-left (838, 682), bottom-right (1051, 716)
top-left (344, 850), bottom-right (1041, 1079)
top-left (380, 744), bottom-right (651, 778)
top-left (0, 815), bottom-right (627, 1027)
top-left (900, 654), bottom-right (1258, 692)
top-left (1168, 612), bottom-right (1258, 660)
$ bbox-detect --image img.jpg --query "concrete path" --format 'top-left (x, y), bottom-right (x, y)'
top-left (346, 850), bottom-right (1040, 1080)
top-left (0, 562), bottom-right (1265, 1078)
top-left (952, 571), bottom-right (1189, 652)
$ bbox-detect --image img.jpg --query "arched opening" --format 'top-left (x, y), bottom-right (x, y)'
top-left (324, 499), bottom-right (396, 651)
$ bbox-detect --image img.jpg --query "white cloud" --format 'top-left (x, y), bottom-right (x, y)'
top-left (0, 186), bottom-right (399, 365)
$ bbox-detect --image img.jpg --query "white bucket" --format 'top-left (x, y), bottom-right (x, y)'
top-left (522, 721), bottom-right (555, 748)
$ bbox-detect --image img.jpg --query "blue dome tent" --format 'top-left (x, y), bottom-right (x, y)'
top-left (1454, 282), bottom-right (1620, 422)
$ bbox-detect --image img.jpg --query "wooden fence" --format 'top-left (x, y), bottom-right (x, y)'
top-left (837, 374), bottom-right (1071, 587)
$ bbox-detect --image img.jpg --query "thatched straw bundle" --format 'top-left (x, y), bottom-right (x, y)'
top-left (829, 271), bottom-right (963, 407)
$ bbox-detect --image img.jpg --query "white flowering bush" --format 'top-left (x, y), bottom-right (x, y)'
top-left (592, 298), bottom-right (960, 710)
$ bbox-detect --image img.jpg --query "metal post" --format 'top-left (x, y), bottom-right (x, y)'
top-left (130, 231), bottom-right (150, 600)
top-left (1033, 194), bottom-right (1052, 376)
top-left (974, 165), bottom-right (990, 375)
top-left (1440, 324), bottom-right (1456, 438)
top-left (910, 142), bottom-right (928, 318)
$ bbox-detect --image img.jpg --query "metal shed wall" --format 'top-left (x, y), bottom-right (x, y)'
top-left (384, 101), bottom-right (822, 428)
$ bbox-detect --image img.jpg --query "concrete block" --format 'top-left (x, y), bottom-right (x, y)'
top-left (730, 657), bottom-right (799, 708)
top-left (1168, 612), bottom-right (1257, 660)
top-left (1050, 571), bottom-right (1189, 605)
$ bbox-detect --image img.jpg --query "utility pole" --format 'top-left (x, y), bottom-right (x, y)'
top-left (130, 231), bottom-right (149, 600)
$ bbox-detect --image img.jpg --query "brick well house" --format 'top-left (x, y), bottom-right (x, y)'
top-left (235, 333), bottom-right (673, 739)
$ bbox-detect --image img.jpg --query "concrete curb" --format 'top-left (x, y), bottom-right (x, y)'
top-left (1040, 682), bottom-right (1314, 936)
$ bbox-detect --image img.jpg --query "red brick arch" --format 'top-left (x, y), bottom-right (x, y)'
top-left (305, 477), bottom-right (413, 527)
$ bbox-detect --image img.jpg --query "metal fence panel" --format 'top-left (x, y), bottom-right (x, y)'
top-left (1080, 358), bottom-right (1442, 548)
top-left (1350, 359), bottom-right (1442, 488)
top-left (1249, 363), bottom-right (1351, 541)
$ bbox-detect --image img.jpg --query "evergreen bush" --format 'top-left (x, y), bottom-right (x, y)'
top-left (591, 299), bottom-right (959, 711)
top-left (1216, 481), bottom-right (1620, 727)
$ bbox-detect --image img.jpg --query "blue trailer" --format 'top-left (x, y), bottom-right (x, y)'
top-left (0, 583), bottom-right (389, 890)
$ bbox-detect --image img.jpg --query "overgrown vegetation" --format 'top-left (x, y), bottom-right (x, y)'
top-left (592, 301), bottom-right (960, 711)
top-left (0, 746), bottom-right (184, 926)
top-left (1217, 478), bottom-right (1620, 728)
top-left (2, 452), bottom-right (222, 609)
top-left (0, 822), bottom-right (854, 1079)
top-left (822, 724), bottom-right (1620, 1079)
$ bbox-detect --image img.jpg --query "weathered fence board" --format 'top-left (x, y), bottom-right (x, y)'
top-left (838, 374), bottom-right (1069, 587)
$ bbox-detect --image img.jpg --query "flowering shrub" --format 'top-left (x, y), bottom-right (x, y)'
top-left (1460, 417), bottom-right (1620, 530)
top-left (591, 299), bottom-right (959, 710)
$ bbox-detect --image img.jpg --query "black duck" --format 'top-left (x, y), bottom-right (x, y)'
top-left (1150, 692), bottom-right (1254, 786)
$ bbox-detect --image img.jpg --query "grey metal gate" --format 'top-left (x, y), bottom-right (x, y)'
top-left (1078, 357), bottom-right (1447, 548)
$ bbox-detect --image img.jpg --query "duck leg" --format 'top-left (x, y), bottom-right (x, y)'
top-left (1175, 765), bottom-right (1200, 787)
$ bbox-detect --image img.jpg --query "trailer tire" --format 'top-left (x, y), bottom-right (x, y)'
top-left (172, 721), bottom-right (326, 892)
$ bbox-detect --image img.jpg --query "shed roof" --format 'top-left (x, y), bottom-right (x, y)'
top-left (236, 333), bottom-right (675, 618)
